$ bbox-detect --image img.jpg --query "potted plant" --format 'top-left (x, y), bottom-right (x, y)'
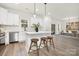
top-left (32, 23), bottom-right (40, 32)
top-left (21, 24), bottom-right (27, 31)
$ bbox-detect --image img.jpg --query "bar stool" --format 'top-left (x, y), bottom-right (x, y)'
top-left (47, 36), bottom-right (55, 48)
top-left (28, 38), bottom-right (39, 56)
top-left (39, 37), bottom-right (49, 51)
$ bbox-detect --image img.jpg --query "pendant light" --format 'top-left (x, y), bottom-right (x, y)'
top-left (33, 3), bottom-right (36, 18)
top-left (44, 3), bottom-right (47, 16)
top-left (44, 3), bottom-right (48, 21)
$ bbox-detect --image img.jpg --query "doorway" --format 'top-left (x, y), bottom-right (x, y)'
top-left (51, 24), bottom-right (55, 35)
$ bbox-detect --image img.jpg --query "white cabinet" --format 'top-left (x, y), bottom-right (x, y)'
top-left (0, 7), bottom-right (7, 24)
top-left (7, 12), bottom-right (19, 25)
top-left (19, 32), bottom-right (26, 42)
top-left (0, 7), bottom-right (19, 25)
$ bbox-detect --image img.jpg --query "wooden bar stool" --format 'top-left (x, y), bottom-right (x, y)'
top-left (28, 38), bottom-right (39, 56)
top-left (39, 37), bottom-right (49, 51)
top-left (47, 36), bottom-right (55, 48)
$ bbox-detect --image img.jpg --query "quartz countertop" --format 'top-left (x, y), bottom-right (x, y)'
top-left (5, 30), bottom-right (19, 33)
top-left (25, 31), bottom-right (51, 34)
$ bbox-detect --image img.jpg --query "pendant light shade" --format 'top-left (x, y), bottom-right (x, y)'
top-left (44, 3), bottom-right (48, 21)
top-left (44, 3), bottom-right (47, 16)
top-left (33, 3), bottom-right (36, 18)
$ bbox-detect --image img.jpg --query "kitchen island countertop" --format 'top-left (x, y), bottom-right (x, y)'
top-left (25, 31), bottom-right (51, 34)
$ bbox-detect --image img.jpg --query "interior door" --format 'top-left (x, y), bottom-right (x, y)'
top-left (51, 24), bottom-right (55, 35)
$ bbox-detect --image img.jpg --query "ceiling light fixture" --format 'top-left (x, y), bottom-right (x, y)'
top-left (33, 3), bottom-right (36, 18)
top-left (44, 3), bottom-right (49, 21)
top-left (44, 3), bottom-right (47, 16)
top-left (15, 3), bottom-right (20, 4)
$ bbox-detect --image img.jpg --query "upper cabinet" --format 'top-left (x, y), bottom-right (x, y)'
top-left (0, 7), bottom-right (8, 24)
top-left (7, 12), bottom-right (19, 26)
top-left (0, 7), bottom-right (19, 26)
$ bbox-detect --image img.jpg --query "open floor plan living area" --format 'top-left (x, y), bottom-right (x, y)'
top-left (0, 3), bottom-right (79, 56)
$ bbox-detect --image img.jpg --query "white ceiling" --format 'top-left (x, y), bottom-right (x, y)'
top-left (0, 3), bottom-right (79, 19)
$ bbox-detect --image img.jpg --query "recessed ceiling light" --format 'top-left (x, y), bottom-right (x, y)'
top-left (48, 12), bottom-right (51, 15)
top-left (15, 3), bottom-right (21, 4)
top-left (36, 8), bottom-right (39, 12)
top-left (25, 8), bottom-right (28, 10)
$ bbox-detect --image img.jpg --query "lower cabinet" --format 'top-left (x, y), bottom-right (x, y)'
top-left (19, 32), bottom-right (26, 42)
top-left (0, 37), bottom-right (5, 44)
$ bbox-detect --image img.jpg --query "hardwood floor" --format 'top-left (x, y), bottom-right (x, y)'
top-left (0, 35), bottom-right (79, 56)
top-left (0, 42), bottom-right (27, 56)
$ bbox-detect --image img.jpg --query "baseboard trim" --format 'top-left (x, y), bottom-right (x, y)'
top-left (10, 41), bottom-right (19, 44)
top-left (0, 41), bottom-right (19, 45)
